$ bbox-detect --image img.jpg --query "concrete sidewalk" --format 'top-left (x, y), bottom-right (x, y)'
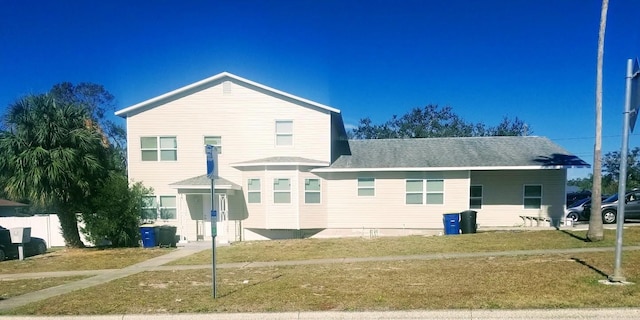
top-left (2, 308), bottom-right (640, 319)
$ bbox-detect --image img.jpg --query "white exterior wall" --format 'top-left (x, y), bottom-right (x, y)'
top-left (0, 215), bottom-right (92, 247)
top-left (470, 169), bottom-right (567, 227)
top-left (298, 171), bottom-right (328, 229)
top-left (124, 80), bottom-right (333, 241)
top-left (126, 80), bottom-right (332, 187)
top-left (324, 171), bottom-right (470, 230)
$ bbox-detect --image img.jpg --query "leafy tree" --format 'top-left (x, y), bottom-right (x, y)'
top-left (49, 82), bottom-right (127, 171)
top-left (489, 116), bottom-right (530, 136)
top-left (0, 94), bottom-right (108, 247)
top-left (350, 105), bottom-right (530, 139)
top-left (602, 147), bottom-right (640, 193)
top-left (567, 176), bottom-right (594, 191)
top-left (80, 173), bottom-right (151, 247)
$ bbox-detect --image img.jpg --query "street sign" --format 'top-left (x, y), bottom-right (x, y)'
top-left (205, 145), bottom-right (218, 180)
top-left (630, 58), bottom-right (640, 133)
top-left (210, 210), bottom-right (217, 236)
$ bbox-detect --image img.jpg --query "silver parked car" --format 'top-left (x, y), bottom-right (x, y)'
top-left (583, 190), bottom-right (640, 224)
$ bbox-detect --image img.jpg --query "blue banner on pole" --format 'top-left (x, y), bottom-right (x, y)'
top-left (205, 145), bottom-right (218, 180)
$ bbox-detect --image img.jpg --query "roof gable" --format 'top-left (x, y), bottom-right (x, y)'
top-left (115, 72), bottom-right (340, 117)
top-left (317, 136), bottom-right (589, 172)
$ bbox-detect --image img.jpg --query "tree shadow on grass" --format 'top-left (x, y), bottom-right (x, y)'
top-left (559, 229), bottom-right (588, 242)
top-left (571, 257), bottom-right (609, 278)
top-left (218, 274), bottom-right (283, 298)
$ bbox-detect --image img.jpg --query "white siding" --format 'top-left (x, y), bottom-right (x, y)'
top-left (470, 169), bottom-right (567, 226)
top-left (298, 171), bottom-right (328, 228)
top-left (127, 80), bottom-right (332, 187)
top-left (324, 171), bottom-right (469, 229)
top-left (125, 79), bottom-right (334, 240)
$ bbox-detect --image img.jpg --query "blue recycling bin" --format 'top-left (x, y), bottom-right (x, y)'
top-left (443, 213), bottom-right (460, 235)
top-left (140, 226), bottom-right (158, 248)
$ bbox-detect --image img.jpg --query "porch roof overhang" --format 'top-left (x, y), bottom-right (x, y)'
top-left (169, 174), bottom-right (241, 191)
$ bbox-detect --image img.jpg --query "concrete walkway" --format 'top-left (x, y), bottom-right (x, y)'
top-left (0, 241), bottom-right (212, 311)
top-left (1, 239), bottom-right (640, 319)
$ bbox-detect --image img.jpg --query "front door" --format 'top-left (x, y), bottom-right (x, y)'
top-left (203, 193), bottom-right (229, 241)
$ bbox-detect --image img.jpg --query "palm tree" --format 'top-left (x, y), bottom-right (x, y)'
top-left (0, 94), bottom-right (108, 247)
top-left (587, 0), bottom-right (609, 242)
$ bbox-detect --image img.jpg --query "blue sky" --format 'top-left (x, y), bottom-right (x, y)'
top-left (2, 0), bottom-right (640, 179)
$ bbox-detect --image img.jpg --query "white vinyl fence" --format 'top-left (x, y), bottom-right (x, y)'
top-left (0, 214), bottom-right (90, 247)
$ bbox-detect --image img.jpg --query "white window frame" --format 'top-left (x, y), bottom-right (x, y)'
top-left (159, 196), bottom-right (177, 220)
top-left (357, 177), bottom-right (375, 196)
top-left (523, 185), bottom-right (542, 209)
top-left (247, 178), bottom-right (261, 204)
top-left (275, 120), bottom-right (293, 146)
top-left (140, 136), bottom-right (177, 161)
top-left (405, 179), bottom-right (444, 205)
top-left (405, 179), bottom-right (424, 204)
top-left (426, 179), bottom-right (444, 204)
top-left (304, 178), bottom-right (321, 204)
top-left (204, 136), bottom-right (222, 154)
top-left (273, 178), bottom-right (291, 204)
top-left (470, 185), bottom-right (483, 209)
top-left (141, 195), bottom-right (157, 221)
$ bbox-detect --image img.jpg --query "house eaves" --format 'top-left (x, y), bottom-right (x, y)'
top-left (115, 72), bottom-right (340, 117)
top-left (232, 156), bottom-right (329, 168)
top-left (169, 174), bottom-right (241, 190)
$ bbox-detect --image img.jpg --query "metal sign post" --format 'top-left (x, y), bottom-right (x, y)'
top-left (610, 58), bottom-right (639, 283)
top-left (206, 145), bottom-right (218, 297)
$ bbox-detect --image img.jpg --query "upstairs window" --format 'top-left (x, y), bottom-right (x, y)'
top-left (275, 120), bottom-right (293, 146)
top-left (204, 136), bottom-right (222, 154)
top-left (358, 178), bottom-right (375, 196)
top-left (247, 178), bottom-right (261, 204)
top-left (141, 136), bottom-right (177, 161)
top-left (305, 178), bottom-right (321, 204)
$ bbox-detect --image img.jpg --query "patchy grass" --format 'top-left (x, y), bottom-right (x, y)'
top-left (5, 251), bottom-right (640, 315)
top-left (0, 247), bottom-right (171, 274)
top-left (0, 276), bottom-right (87, 300)
top-left (170, 227), bottom-right (640, 265)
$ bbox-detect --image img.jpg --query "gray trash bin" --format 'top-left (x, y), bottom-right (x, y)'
top-left (157, 225), bottom-right (177, 247)
top-left (460, 210), bottom-right (477, 234)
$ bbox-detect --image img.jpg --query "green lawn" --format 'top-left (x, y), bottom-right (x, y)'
top-left (171, 227), bottom-right (640, 265)
top-left (1, 227), bottom-right (640, 315)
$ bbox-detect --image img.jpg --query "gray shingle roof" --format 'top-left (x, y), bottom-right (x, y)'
top-left (328, 136), bottom-right (589, 169)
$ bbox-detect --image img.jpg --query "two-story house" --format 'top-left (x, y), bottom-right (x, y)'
top-left (115, 72), bottom-right (589, 243)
